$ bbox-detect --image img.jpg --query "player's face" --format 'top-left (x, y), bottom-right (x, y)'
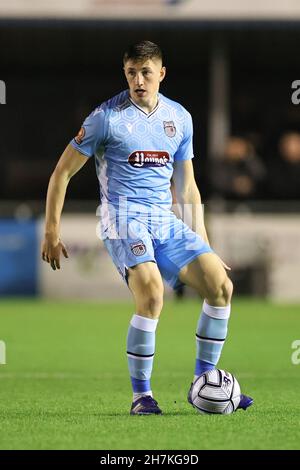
top-left (124, 58), bottom-right (166, 106)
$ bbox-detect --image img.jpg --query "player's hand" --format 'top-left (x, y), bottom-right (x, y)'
top-left (41, 236), bottom-right (69, 270)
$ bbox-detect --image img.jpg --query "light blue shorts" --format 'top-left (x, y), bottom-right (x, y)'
top-left (103, 211), bottom-right (213, 289)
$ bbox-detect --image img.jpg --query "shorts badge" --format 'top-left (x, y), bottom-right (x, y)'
top-left (130, 241), bottom-right (146, 256)
top-left (163, 121), bottom-right (176, 138)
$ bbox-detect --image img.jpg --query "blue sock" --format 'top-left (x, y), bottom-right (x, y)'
top-left (127, 314), bottom-right (158, 400)
top-left (194, 301), bottom-right (231, 379)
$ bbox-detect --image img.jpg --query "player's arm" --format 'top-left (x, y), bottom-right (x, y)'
top-left (41, 144), bottom-right (89, 270)
top-left (172, 159), bottom-right (210, 245)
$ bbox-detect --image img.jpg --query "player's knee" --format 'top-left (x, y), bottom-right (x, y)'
top-left (144, 295), bottom-right (163, 318)
top-left (206, 276), bottom-right (233, 307)
top-left (135, 281), bottom-right (164, 319)
top-left (222, 277), bottom-right (233, 304)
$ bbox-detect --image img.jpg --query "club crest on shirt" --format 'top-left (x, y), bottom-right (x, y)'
top-left (130, 241), bottom-right (146, 256)
top-left (163, 121), bottom-right (176, 138)
top-left (74, 127), bottom-right (85, 145)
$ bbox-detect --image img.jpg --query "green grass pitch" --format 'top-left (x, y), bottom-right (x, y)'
top-left (0, 297), bottom-right (300, 450)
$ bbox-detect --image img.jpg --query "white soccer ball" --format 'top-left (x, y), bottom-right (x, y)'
top-left (191, 369), bottom-right (241, 415)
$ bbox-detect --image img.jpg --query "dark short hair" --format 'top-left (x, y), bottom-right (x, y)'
top-left (123, 40), bottom-right (163, 64)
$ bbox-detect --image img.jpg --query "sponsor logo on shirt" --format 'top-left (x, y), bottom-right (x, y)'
top-left (163, 121), bottom-right (176, 137)
top-left (128, 151), bottom-right (170, 168)
top-left (130, 241), bottom-right (146, 256)
top-left (74, 127), bottom-right (86, 145)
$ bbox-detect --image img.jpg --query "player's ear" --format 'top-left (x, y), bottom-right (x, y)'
top-left (160, 66), bottom-right (166, 82)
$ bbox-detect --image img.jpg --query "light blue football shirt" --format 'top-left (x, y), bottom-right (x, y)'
top-left (70, 89), bottom-right (194, 231)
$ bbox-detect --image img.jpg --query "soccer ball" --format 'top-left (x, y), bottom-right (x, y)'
top-left (190, 369), bottom-right (241, 415)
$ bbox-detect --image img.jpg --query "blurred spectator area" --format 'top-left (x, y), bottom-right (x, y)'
top-left (210, 136), bottom-right (266, 200)
top-left (267, 132), bottom-right (300, 199)
top-left (1, 21), bottom-right (300, 201)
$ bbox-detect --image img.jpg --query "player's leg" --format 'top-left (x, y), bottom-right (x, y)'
top-left (179, 252), bottom-right (253, 410)
top-left (155, 214), bottom-right (232, 389)
top-left (104, 234), bottom-right (164, 414)
top-left (179, 252), bottom-right (233, 380)
top-left (126, 261), bottom-right (164, 414)
top-left (127, 261), bottom-right (164, 319)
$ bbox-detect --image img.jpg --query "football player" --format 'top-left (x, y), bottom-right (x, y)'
top-left (42, 40), bottom-right (253, 415)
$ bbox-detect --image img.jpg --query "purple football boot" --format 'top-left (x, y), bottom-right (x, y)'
top-left (130, 396), bottom-right (162, 415)
top-left (237, 394), bottom-right (254, 410)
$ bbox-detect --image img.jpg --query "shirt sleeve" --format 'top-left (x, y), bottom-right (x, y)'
top-left (70, 104), bottom-right (108, 157)
top-left (173, 111), bottom-right (195, 161)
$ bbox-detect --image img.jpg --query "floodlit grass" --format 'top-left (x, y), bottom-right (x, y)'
top-left (0, 298), bottom-right (299, 449)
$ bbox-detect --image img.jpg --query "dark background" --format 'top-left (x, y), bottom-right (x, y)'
top-left (1, 20), bottom-right (300, 202)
